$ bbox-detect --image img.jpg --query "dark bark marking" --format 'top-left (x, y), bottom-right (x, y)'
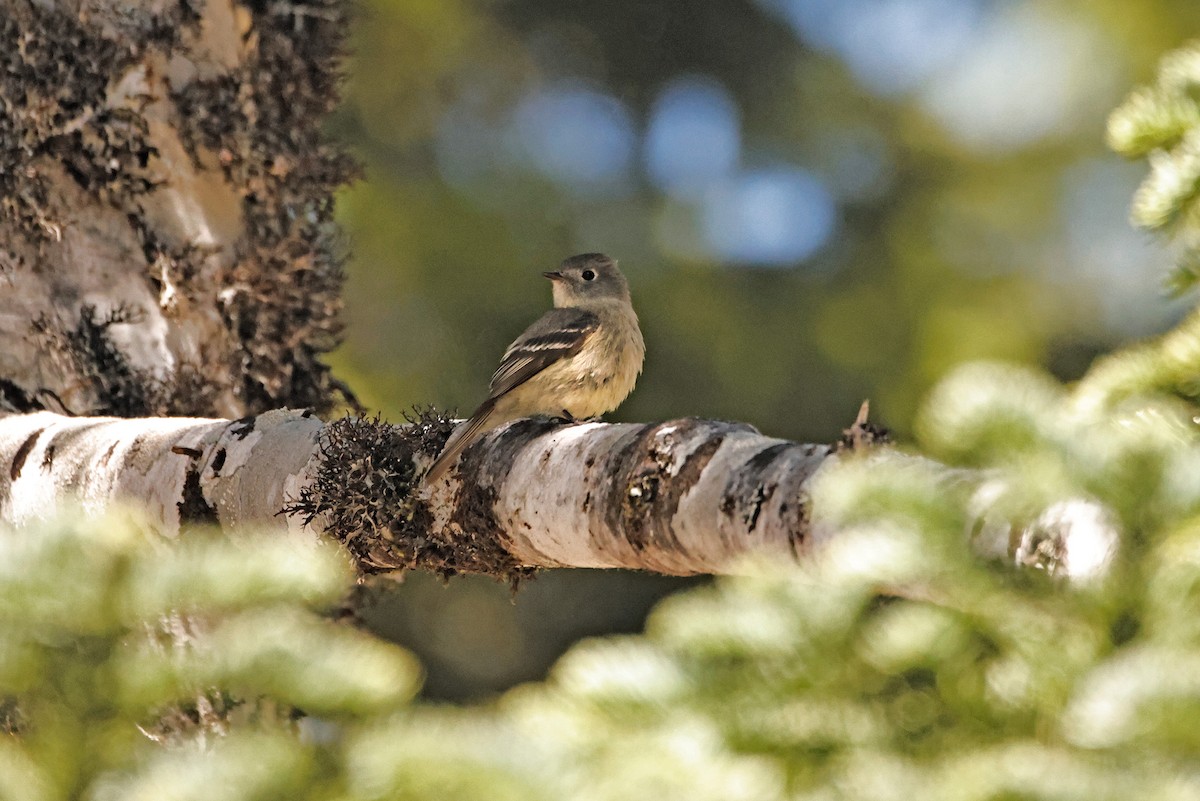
top-left (448, 479), bottom-right (502, 555)
top-left (126, 434), bottom-right (144, 461)
top-left (641, 431), bottom-right (728, 539)
top-left (746, 483), bottom-right (773, 532)
top-left (603, 418), bottom-right (725, 556)
top-left (722, 442), bottom-right (825, 555)
top-left (0, 380), bottom-right (37, 413)
top-left (171, 445), bottom-right (204, 458)
top-left (720, 443), bottom-right (793, 532)
top-left (210, 447), bottom-right (227, 476)
top-left (231, 416), bottom-right (257, 440)
top-left (450, 417), bottom-right (557, 557)
top-left (475, 416), bottom-right (560, 476)
top-left (10, 429), bottom-right (43, 480)
top-left (745, 442), bottom-right (793, 475)
top-left (602, 422), bottom-right (675, 550)
top-left (788, 487), bottom-right (813, 558)
top-left (178, 465), bottom-right (220, 527)
top-left (440, 416), bottom-right (560, 581)
top-left (37, 423), bottom-right (106, 474)
top-left (675, 434), bottom-right (725, 490)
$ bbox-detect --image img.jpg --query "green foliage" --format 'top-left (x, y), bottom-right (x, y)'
top-left (1109, 40), bottom-right (1200, 292)
top-left (9, 365), bottom-right (1200, 801)
top-left (347, 360), bottom-right (1200, 800)
top-left (0, 512), bottom-right (420, 801)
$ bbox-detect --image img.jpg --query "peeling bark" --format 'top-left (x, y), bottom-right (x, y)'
top-left (0, 408), bottom-right (1117, 584)
top-left (0, 411), bottom-right (841, 577)
top-left (429, 417), bottom-right (832, 575)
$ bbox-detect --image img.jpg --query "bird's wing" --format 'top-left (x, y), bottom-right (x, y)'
top-left (488, 307), bottom-right (599, 398)
top-left (425, 307), bottom-right (599, 485)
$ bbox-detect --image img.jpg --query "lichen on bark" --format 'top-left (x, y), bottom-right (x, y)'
top-left (0, 0), bottom-right (358, 419)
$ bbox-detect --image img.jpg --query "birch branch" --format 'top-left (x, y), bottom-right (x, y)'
top-left (0, 410), bottom-right (323, 538)
top-left (0, 409), bottom-right (1113, 581)
top-left (0, 410), bottom-right (842, 577)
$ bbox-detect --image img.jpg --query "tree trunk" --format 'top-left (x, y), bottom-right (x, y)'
top-left (1, 0), bottom-right (351, 421)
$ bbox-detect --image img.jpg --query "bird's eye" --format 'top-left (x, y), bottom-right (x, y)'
top-left (582, 270), bottom-right (595, 281)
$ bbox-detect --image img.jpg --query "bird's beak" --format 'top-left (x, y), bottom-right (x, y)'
top-left (543, 270), bottom-right (563, 281)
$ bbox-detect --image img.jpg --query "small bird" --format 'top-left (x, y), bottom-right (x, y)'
top-left (425, 253), bottom-right (645, 484)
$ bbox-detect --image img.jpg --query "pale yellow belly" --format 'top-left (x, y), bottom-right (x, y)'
top-left (492, 317), bottom-right (643, 422)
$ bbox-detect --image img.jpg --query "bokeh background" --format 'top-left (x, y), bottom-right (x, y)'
top-left (326, 0), bottom-right (1200, 700)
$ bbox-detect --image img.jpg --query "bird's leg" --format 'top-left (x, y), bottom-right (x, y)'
top-left (550, 410), bottom-right (603, 424)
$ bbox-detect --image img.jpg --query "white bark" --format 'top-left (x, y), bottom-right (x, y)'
top-left (425, 418), bottom-right (833, 573)
top-left (1, 0), bottom-right (250, 417)
top-left (0, 411), bottom-right (837, 575)
top-left (0, 410), bottom-right (1114, 580)
top-left (0, 410), bottom-right (322, 537)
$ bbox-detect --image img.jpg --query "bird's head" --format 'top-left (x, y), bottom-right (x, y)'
top-left (543, 253), bottom-right (630, 307)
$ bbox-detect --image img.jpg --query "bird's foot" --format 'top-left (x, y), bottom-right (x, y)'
top-left (549, 410), bottom-right (603, 425)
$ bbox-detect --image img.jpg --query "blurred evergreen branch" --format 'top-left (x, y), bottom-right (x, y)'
top-left (0, 512), bottom-right (420, 801)
top-left (1067, 42), bottom-right (1200, 413)
top-left (6, 333), bottom-right (1200, 800)
top-left (350, 356), bottom-right (1200, 800)
top-left (18, 371), bottom-right (1200, 799)
top-left (1109, 40), bottom-right (1200, 293)
top-left (1072, 304), bottom-right (1200, 413)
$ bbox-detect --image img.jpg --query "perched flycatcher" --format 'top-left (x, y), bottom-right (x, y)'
top-left (424, 253), bottom-right (645, 483)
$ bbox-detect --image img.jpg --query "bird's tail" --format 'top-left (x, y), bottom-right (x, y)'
top-left (424, 399), bottom-right (497, 484)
